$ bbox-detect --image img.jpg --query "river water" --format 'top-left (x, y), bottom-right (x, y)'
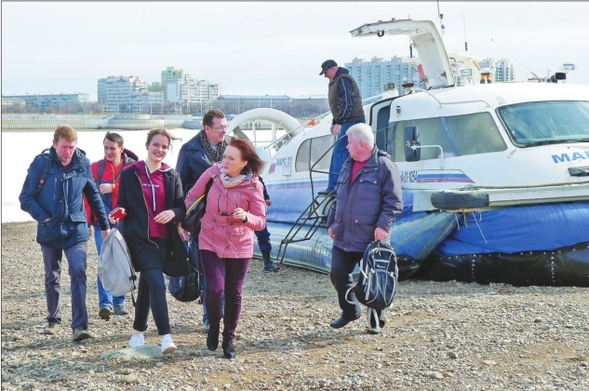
top-left (1, 128), bottom-right (200, 223)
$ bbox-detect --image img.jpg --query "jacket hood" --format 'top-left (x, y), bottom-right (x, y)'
top-left (132, 160), bottom-right (172, 172)
top-left (122, 148), bottom-right (139, 162)
top-left (335, 67), bottom-right (350, 77)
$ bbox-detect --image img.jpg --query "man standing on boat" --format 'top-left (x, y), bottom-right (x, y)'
top-left (176, 109), bottom-right (229, 334)
top-left (326, 123), bottom-right (402, 334)
top-left (85, 131), bottom-right (138, 320)
top-left (319, 59), bottom-right (365, 195)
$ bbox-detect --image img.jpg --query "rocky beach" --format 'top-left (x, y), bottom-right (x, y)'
top-left (1, 221), bottom-right (588, 390)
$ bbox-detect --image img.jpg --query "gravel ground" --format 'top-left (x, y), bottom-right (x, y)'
top-left (2, 221), bottom-right (588, 390)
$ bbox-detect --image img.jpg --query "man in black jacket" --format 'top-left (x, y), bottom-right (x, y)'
top-left (319, 59), bottom-right (366, 195)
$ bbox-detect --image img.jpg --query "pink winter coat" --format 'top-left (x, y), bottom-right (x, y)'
top-left (185, 164), bottom-right (266, 259)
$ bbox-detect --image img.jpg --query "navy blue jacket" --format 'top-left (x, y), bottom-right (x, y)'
top-left (19, 147), bottom-right (109, 248)
top-left (327, 148), bottom-right (403, 252)
top-left (176, 131), bottom-right (227, 195)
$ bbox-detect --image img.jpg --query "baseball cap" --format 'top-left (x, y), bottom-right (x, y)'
top-left (319, 59), bottom-right (338, 75)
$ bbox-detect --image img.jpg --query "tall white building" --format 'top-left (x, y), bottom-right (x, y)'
top-left (479, 58), bottom-right (515, 83)
top-left (161, 66), bottom-right (220, 112)
top-left (97, 76), bottom-right (164, 113)
top-left (345, 56), bottom-right (425, 98)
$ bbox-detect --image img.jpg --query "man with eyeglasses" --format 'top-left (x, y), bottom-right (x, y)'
top-left (177, 109), bottom-right (229, 334)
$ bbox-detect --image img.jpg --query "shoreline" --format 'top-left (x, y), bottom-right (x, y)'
top-left (2, 221), bottom-right (588, 390)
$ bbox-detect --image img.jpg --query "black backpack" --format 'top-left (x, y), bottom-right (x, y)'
top-left (348, 240), bottom-right (399, 311)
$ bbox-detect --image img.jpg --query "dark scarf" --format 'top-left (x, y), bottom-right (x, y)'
top-left (200, 130), bottom-right (227, 163)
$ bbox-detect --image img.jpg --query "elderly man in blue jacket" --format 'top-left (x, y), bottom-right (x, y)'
top-left (326, 123), bottom-right (403, 334)
top-left (19, 125), bottom-right (110, 342)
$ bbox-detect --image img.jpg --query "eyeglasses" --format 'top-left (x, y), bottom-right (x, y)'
top-left (211, 125), bottom-right (228, 131)
top-left (218, 194), bottom-right (238, 216)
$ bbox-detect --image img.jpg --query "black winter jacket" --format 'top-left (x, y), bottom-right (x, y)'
top-left (116, 162), bottom-right (187, 272)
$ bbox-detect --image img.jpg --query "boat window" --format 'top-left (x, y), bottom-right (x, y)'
top-left (444, 113), bottom-right (507, 155)
top-left (295, 135), bottom-right (333, 172)
top-left (497, 101), bottom-right (589, 146)
top-left (394, 117), bottom-right (453, 161)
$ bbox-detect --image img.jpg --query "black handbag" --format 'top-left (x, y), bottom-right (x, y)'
top-left (168, 239), bottom-right (201, 302)
top-left (163, 224), bottom-right (191, 277)
top-left (181, 178), bottom-right (213, 239)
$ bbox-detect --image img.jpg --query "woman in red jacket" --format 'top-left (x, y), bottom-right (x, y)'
top-left (185, 137), bottom-right (266, 359)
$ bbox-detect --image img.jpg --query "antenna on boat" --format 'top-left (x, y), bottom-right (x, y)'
top-left (408, 14), bottom-right (414, 58)
top-left (491, 39), bottom-right (539, 78)
top-left (437, 0), bottom-right (445, 36)
top-left (463, 13), bottom-right (468, 51)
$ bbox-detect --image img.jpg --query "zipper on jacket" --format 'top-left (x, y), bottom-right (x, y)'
top-left (133, 170), bottom-right (158, 249)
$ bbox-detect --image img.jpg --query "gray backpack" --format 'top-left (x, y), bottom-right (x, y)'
top-left (98, 228), bottom-right (137, 297)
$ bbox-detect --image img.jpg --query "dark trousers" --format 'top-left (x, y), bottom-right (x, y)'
top-left (255, 225), bottom-right (272, 252)
top-left (200, 250), bottom-right (250, 340)
top-left (133, 239), bottom-right (170, 335)
top-left (41, 242), bottom-right (89, 330)
top-left (327, 119), bottom-right (365, 190)
top-left (330, 245), bottom-right (384, 323)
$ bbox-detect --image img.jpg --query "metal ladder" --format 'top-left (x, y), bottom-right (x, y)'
top-left (276, 191), bottom-right (334, 264)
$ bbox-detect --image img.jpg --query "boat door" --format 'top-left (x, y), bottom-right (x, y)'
top-left (350, 19), bottom-right (455, 89)
top-left (369, 97), bottom-right (397, 154)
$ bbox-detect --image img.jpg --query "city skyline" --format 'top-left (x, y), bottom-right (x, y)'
top-left (3, 2), bottom-right (589, 100)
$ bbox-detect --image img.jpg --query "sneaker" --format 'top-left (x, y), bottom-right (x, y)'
top-left (43, 322), bottom-right (60, 335)
top-left (203, 321), bottom-right (210, 334)
top-left (72, 326), bottom-right (94, 342)
top-left (99, 306), bottom-right (112, 320)
top-left (161, 334), bottom-right (177, 354)
top-left (129, 332), bottom-right (145, 348)
top-left (114, 305), bottom-right (130, 316)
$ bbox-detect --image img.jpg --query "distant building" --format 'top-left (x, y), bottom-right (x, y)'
top-left (97, 76), bottom-right (164, 113)
top-left (1, 93), bottom-right (90, 113)
top-left (479, 58), bottom-right (515, 83)
top-left (162, 66), bottom-right (221, 113)
top-left (345, 56), bottom-right (425, 98)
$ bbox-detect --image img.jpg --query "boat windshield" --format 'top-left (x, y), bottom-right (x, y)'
top-left (497, 101), bottom-right (589, 147)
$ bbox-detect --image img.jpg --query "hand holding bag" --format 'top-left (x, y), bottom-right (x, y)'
top-left (168, 239), bottom-right (201, 302)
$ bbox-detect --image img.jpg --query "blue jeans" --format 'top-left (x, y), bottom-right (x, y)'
top-left (327, 119), bottom-right (366, 190)
top-left (41, 242), bottom-right (89, 330)
top-left (200, 250), bottom-right (250, 340)
top-left (94, 227), bottom-right (126, 309)
top-left (133, 238), bottom-right (171, 335)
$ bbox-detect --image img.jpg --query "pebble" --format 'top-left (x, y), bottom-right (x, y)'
top-left (1, 221), bottom-right (588, 390)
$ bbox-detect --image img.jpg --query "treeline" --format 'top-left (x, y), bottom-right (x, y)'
top-left (3, 98), bottom-right (329, 118)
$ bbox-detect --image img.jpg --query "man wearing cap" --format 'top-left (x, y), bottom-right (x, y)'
top-left (319, 59), bottom-right (365, 195)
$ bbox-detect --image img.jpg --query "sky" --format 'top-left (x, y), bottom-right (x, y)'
top-left (2, 1), bottom-right (589, 100)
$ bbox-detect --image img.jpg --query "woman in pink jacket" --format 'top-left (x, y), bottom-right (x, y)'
top-left (185, 137), bottom-right (266, 359)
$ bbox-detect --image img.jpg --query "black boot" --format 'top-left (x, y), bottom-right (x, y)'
top-left (263, 251), bottom-right (279, 272)
top-left (207, 323), bottom-right (219, 351)
top-left (222, 335), bottom-right (236, 359)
